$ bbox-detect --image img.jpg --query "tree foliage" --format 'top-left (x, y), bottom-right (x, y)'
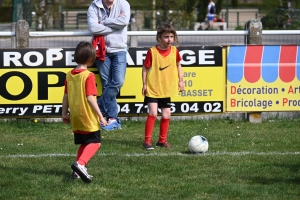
top-left (196, 0), bottom-right (209, 22)
top-left (261, 0), bottom-right (300, 11)
top-left (32, 0), bottom-right (62, 30)
top-left (0, 0), bottom-right (11, 6)
top-left (215, 0), bottom-right (223, 16)
top-left (260, 0), bottom-right (300, 30)
top-left (231, 0), bottom-right (238, 8)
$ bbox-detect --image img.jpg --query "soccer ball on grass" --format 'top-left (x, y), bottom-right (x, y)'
top-left (188, 135), bottom-right (209, 154)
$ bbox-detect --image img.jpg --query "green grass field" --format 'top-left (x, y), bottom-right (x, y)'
top-left (0, 117), bottom-right (299, 200)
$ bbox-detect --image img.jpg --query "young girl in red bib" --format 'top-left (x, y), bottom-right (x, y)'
top-left (62, 41), bottom-right (107, 182)
top-left (142, 23), bottom-right (184, 150)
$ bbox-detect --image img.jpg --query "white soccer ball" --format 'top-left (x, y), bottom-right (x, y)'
top-left (188, 135), bottom-right (209, 154)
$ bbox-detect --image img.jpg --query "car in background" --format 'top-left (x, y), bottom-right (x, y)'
top-left (261, 8), bottom-right (300, 29)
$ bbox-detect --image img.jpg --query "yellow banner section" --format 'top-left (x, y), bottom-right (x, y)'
top-left (0, 47), bottom-right (226, 117)
top-left (0, 68), bottom-right (69, 103)
top-left (226, 45), bottom-right (300, 112)
top-left (0, 64), bottom-right (226, 113)
top-left (120, 65), bottom-right (226, 103)
top-left (227, 78), bottom-right (300, 111)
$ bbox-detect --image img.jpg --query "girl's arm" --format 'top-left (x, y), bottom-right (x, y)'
top-left (62, 94), bottom-right (70, 124)
top-left (142, 66), bottom-right (148, 96)
top-left (87, 95), bottom-right (107, 126)
top-left (177, 62), bottom-right (184, 92)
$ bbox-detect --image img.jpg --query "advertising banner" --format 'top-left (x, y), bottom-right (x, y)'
top-left (0, 46), bottom-right (226, 117)
top-left (227, 45), bottom-right (300, 112)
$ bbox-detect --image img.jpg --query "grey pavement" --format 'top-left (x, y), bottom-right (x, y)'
top-left (0, 23), bottom-right (11, 31)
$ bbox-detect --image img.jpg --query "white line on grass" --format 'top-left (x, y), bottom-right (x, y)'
top-left (0, 151), bottom-right (299, 158)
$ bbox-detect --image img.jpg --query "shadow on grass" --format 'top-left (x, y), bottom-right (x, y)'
top-left (246, 176), bottom-right (300, 185)
top-left (180, 150), bottom-right (192, 154)
top-left (0, 165), bottom-right (79, 183)
top-left (244, 163), bottom-right (300, 185)
top-left (272, 163), bottom-right (300, 173)
top-left (102, 138), bottom-right (141, 147)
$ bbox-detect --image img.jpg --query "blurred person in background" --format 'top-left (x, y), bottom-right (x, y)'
top-left (207, 0), bottom-right (215, 29)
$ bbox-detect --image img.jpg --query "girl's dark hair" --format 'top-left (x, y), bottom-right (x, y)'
top-left (156, 23), bottom-right (179, 46)
top-left (74, 41), bottom-right (96, 66)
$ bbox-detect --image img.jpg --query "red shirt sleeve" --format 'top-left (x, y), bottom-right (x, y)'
top-left (175, 48), bottom-right (182, 62)
top-left (143, 49), bottom-right (152, 68)
top-left (85, 73), bottom-right (98, 96)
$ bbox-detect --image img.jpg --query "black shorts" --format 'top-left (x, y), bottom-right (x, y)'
top-left (74, 130), bottom-right (101, 144)
top-left (144, 96), bottom-right (171, 108)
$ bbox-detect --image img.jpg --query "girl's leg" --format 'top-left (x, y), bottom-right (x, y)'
top-left (76, 144), bottom-right (87, 161)
top-left (77, 143), bottom-right (101, 166)
top-left (144, 103), bottom-right (158, 142)
top-left (158, 108), bottom-right (171, 144)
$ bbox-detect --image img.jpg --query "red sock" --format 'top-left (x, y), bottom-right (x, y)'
top-left (159, 118), bottom-right (170, 143)
top-left (76, 144), bottom-right (87, 161)
top-left (144, 115), bottom-right (156, 142)
top-left (77, 143), bottom-right (101, 166)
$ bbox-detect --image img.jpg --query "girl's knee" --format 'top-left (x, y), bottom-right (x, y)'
top-left (149, 113), bottom-right (157, 118)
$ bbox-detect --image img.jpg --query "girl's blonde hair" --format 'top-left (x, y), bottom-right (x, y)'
top-left (156, 23), bottom-right (179, 46)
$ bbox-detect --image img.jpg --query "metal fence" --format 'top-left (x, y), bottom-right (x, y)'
top-left (1, 25), bottom-right (300, 49)
top-left (29, 9), bottom-right (261, 31)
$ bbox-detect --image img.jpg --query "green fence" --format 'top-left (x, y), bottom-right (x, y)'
top-left (13, 0), bottom-right (32, 25)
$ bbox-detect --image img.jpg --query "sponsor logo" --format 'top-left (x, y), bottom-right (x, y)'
top-left (159, 65), bottom-right (170, 71)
